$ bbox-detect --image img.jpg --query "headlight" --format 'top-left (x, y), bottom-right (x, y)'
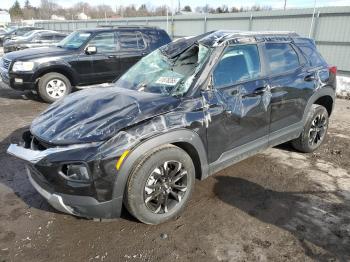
top-left (12, 61), bottom-right (35, 72)
top-left (60, 163), bottom-right (90, 182)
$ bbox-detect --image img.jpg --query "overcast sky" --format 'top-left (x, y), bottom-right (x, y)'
top-left (2, 0), bottom-right (350, 10)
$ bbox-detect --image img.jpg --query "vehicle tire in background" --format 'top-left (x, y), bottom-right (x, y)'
top-left (37, 72), bottom-right (72, 103)
top-left (291, 104), bottom-right (329, 153)
top-left (125, 145), bottom-right (195, 225)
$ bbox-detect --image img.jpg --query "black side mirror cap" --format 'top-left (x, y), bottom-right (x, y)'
top-left (85, 46), bottom-right (97, 55)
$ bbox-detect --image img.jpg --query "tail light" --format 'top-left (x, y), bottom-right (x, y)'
top-left (329, 66), bottom-right (337, 75)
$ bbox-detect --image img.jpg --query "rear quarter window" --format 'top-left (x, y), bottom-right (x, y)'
top-left (118, 31), bottom-right (146, 50)
top-left (264, 43), bottom-right (300, 75)
top-left (294, 40), bottom-right (326, 67)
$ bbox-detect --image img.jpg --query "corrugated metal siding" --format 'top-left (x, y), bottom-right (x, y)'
top-left (35, 6), bottom-right (350, 74)
top-left (207, 19), bottom-right (249, 32)
top-left (252, 16), bottom-right (312, 36)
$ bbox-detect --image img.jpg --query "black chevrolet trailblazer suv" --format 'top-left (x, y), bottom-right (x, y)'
top-left (0, 26), bottom-right (171, 103)
top-left (7, 31), bottom-right (336, 224)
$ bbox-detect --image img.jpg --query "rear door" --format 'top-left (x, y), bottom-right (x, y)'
top-left (263, 42), bottom-right (315, 142)
top-left (86, 31), bottom-right (119, 83)
top-left (116, 30), bottom-right (148, 77)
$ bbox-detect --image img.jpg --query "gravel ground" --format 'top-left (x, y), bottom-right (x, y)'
top-left (0, 86), bottom-right (349, 262)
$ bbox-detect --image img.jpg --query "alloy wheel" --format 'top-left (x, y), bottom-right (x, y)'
top-left (144, 160), bottom-right (188, 214)
top-left (308, 113), bottom-right (327, 146)
top-left (46, 79), bottom-right (67, 98)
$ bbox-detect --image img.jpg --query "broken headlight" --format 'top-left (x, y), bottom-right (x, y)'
top-left (60, 163), bottom-right (90, 182)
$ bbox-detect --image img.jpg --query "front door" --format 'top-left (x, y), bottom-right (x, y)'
top-left (205, 44), bottom-right (271, 166)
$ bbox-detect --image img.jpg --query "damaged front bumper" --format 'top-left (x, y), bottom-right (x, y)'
top-left (26, 167), bottom-right (75, 215)
top-left (7, 142), bottom-right (124, 219)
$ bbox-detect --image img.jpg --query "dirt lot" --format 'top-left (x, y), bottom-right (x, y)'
top-left (0, 85), bottom-right (349, 262)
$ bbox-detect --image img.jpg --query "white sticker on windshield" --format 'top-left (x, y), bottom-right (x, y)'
top-left (155, 76), bottom-right (181, 86)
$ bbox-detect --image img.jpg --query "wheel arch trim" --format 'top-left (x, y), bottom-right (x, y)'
top-left (302, 87), bottom-right (335, 125)
top-left (33, 65), bottom-right (78, 86)
top-left (111, 129), bottom-right (208, 200)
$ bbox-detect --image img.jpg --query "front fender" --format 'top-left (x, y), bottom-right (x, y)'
top-left (111, 128), bottom-right (208, 201)
top-left (33, 61), bottom-right (78, 85)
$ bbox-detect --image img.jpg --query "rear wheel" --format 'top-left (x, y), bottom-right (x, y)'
top-left (291, 104), bottom-right (329, 153)
top-left (37, 72), bottom-right (72, 103)
top-left (125, 145), bottom-right (195, 225)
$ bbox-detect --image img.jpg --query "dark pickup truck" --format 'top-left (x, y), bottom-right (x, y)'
top-left (0, 26), bottom-right (171, 102)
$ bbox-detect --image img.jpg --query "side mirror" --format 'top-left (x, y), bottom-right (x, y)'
top-left (85, 45), bottom-right (97, 55)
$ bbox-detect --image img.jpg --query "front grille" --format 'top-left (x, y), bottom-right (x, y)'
top-left (30, 136), bottom-right (54, 151)
top-left (1, 58), bottom-right (11, 70)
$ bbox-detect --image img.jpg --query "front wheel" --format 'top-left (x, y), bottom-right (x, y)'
top-left (125, 145), bottom-right (195, 225)
top-left (291, 104), bottom-right (329, 153)
top-left (37, 72), bottom-right (72, 103)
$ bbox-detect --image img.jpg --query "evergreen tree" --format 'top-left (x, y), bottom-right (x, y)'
top-left (9, 0), bottom-right (23, 20)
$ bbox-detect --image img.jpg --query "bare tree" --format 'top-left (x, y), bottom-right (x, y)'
top-left (154, 5), bottom-right (167, 16)
top-left (39, 0), bottom-right (59, 19)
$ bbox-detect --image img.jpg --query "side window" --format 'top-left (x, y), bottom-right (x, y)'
top-left (39, 34), bottom-right (54, 41)
top-left (295, 41), bottom-right (326, 67)
top-left (213, 44), bottom-right (261, 87)
top-left (32, 34), bottom-right (43, 41)
top-left (118, 31), bottom-right (146, 50)
top-left (88, 32), bottom-right (116, 53)
top-left (54, 35), bottom-right (66, 41)
top-left (264, 43), bottom-right (300, 75)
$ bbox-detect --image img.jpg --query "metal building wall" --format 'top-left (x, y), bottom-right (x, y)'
top-left (35, 6), bottom-right (350, 74)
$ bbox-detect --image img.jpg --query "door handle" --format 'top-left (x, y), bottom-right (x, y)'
top-left (253, 85), bottom-right (270, 95)
top-left (108, 55), bottom-right (116, 58)
top-left (304, 74), bottom-right (315, 82)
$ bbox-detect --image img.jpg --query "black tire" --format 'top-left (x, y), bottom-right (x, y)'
top-left (37, 72), bottom-right (72, 103)
top-left (291, 104), bottom-right (329, 153)
top-left (125, 145), bottom-right (195, 225)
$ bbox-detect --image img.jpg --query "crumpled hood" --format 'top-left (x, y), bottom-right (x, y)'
top-left (31, 87), bottom-right (180, 145)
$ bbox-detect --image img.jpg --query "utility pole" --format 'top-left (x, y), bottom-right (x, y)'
top-left (166, 4), bottom-right (169, 34)
top-left (309, 0), bottom-right (317, 37)
top-left (284, 0), bottom-right (287, 10)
